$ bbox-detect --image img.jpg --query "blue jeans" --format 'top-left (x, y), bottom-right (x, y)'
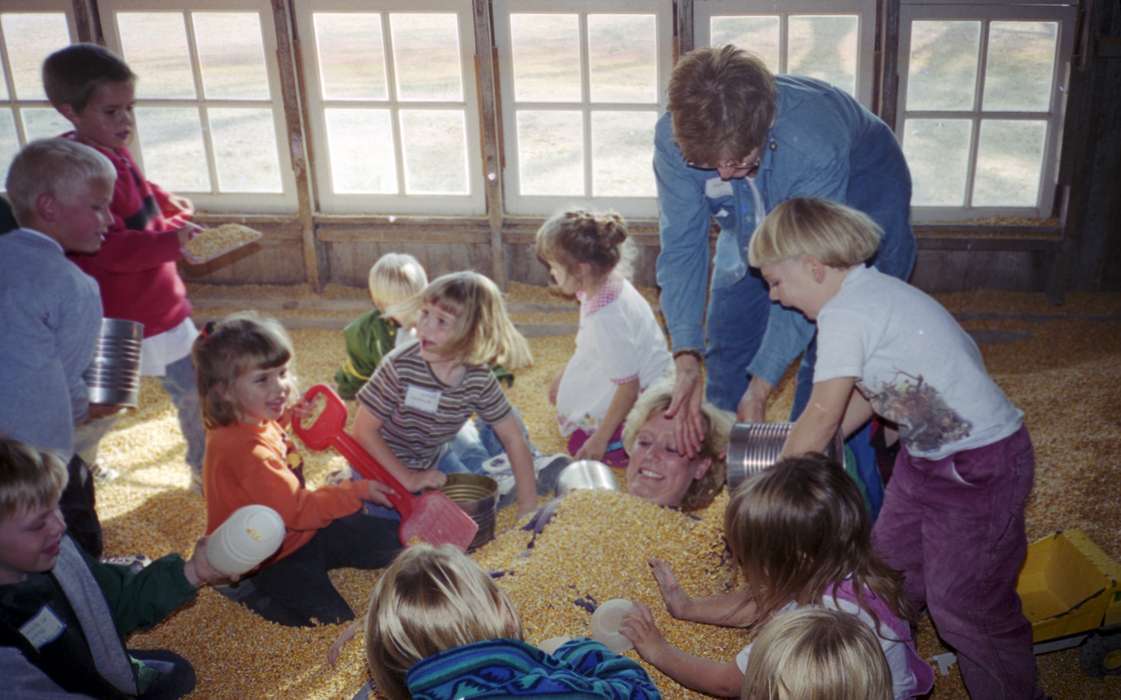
top-left (160, 353), bottom-right (205, 475)
top-left (704, 270), bottom-right (773, 412)
top-left (436, 409), bottom-right (535, 475)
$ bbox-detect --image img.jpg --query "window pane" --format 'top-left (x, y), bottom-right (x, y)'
top-left (973, 120), bottom-right (1045, 207)
top-left (516, 110), bottom-right (582, 196)
top-left (314, 13), bottom-right (387, 100)
top-left (20, 108), bottom-right (70, 141)
top-left (903, 118), bottom-right (972, 206)
top-left (391, 14), bottom-right (462, 102)
top-left (2, 13), bottom-right (70, 100)
top-left (710, 16), bottom-right (779, 73)
top-left (0, 110), bottom-right (18, 184)
top-left (591, 110), bottom-right (656, 197)
top-left (324, 108), bottom-right (396, 194)
top-left (588, 14), bottom-right (656, 104)
top-left (208, 108), bottom-right (282, 192)
top-left (788, 15), bottom-right (858, 96)
top-left (511, 14), bottom-right (580, 102)
top-left (117, 13), bottom-right (195, 99)
top-left (906, 21), bottom-right (980, 111)
top-left (193, 13), bottom-right (270, 100)
top-left (134, 107), bottom-right (210, 192)
top-left (984, 22), bottom-right (1057, 112)
top-left (400, 109), bottom-right (467, 195)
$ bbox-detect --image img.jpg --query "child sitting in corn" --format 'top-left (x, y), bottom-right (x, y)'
top-left (364, 543), bottom-right (661, 699)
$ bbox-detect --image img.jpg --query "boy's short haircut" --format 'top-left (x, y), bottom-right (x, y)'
top-left (368, 253), bottom-right (427, 312)
top-left (748, 197), bottom-right (882, 269)
top-left (192, 311), bottom-right (295, 428)
top-left (42, 43), bottom-right (136, 112)
top-left (668, 45), bottom-right (775, 169)
top-left (741, 607), bottom-right (893, 700)
top-left (622, 377), bottom-right (732, 511)
top-left (4, 138), bottom-right (116, 225)
top-left (365, 544), bottom-right (521, 700)
top-left (0, 438), bottom-right (68, 521)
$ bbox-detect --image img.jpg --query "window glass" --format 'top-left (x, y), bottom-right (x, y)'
top-left (983, 21), bottom-right (1057, 112)
top-left (973, 119), bottom-right (1045, 206)
top-left (906, 21), bottom-right (980, 111)
top-left (903, 118), bottom-right (972, 206)
top-left (324, 107), bottom-right (396, 194)
top-left (710, 16), bottom-right (780, 71)
top-left (400, 109), bottom-right (468, 195)
top-left (591, 110), bottom-right (656, 197)
top-left (2, 13), bottom-right (70, 100)
top-left (117, 12), bottom-right (195, 99)
top-left (193, 12), bottom-right (270, 100)
top-left (516, 110), bottom-right (583, 196)
top-left (510, 14), bottom-right (580, 102)
top-left (20, 107), bottom-right (70, 141)
top-left (314, 13), bottom-right (387, 100)
top-left (588, 14), bottom-right (657, 104)
top-left (391, 13), bottom-right (462, 102)
top-left (788, 15), bottom-right (857, 95)
top-left (134, 106), bottom-right (210, 192)
top-left (208, 107), bottom-right (282, 192)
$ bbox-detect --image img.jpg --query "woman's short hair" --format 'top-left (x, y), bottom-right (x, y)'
top-left (622, 378), bottom-right (733, 510)
top-left (365, 544), bottom-right (522, 700)
top-left (741, 607), bottom-right (893, 700)
top-left (368, 253), bottom-right (427, 313)
top-left (0, 438), bottom-right (68, 521)
top-left (4, 138), bottom-right (115, 224)
top-left (191, 312), bottom-right (295, 428)
top-left (668, 45), bottom-right (776, 168)
top-left (747, 198), bottom-right (882, 269)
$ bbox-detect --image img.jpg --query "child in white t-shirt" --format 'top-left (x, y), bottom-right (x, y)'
top-left (536, 209), bottom-right (671, 466)
top-left (748, 197), bottom-right (1041, 699)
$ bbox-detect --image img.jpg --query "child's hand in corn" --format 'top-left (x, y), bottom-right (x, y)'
top-left (406, 467), bottom-right (447, 493)
top-left (650, 557), bottom-right (691, 619)
top-left (618, 601), bottom-right (669, 663)
top-left (327, 619), bottom-right (361, 667)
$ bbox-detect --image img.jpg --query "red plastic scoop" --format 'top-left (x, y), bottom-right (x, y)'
top-left (292, 384), bottom-right (478, 551)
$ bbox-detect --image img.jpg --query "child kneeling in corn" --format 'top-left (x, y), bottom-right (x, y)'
top-left (364, 543), bottom-right (661, 699)
top-left (751, 197), bottom-right (1041, 699)
top-left (0, 438), bottom-right (225, 698)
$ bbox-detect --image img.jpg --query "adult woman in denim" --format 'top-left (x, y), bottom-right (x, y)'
top-left (657, 46), bottom-right (916, 514)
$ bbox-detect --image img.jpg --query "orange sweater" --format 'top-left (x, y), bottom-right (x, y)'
top-left (203, 421), bottom-right (369, 564)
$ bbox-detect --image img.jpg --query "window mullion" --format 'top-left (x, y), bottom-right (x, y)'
top-left (183, 10), bottom-right (220, 195)
top-left (382, 11), bottom-right (407, 197)
top-left (963, 19), bottom-right (991, 209)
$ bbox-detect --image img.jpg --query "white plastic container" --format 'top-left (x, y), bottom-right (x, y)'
top-left (589, 598), bottom-right (635, 653)
top-left (537, 636), bottom-right (572, 655)
top-left (205, 505), bottom-right (285, 577)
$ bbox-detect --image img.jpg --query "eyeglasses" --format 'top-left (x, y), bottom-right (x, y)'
top-left (686, 155), bottom-right (761, 172)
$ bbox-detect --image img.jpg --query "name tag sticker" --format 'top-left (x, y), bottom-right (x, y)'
top-left (19, 606), bottom-right (66, 650)
top-left (704, 178), bottom-right (733, 199)
top-left (404, 385), bottom-right (442, 414)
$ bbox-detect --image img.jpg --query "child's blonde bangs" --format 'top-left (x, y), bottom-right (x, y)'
top-left (748, 199), bottom-right (883, 269)
top-left (0, 439), bottom-right (68, 521)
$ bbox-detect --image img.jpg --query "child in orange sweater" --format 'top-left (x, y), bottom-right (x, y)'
top-left (195, 312), bottom-right (400, 627)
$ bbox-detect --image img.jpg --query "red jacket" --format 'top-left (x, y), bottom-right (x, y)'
top-left (63, 133), bottom-right (192, 338)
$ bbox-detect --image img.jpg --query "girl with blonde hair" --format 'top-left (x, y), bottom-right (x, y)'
top-left (620, 454), bottom-right (932, 698)
top-left (365, 544), bottom-right (661, 699)
top-left (353, 272), bottom-right (544, 517)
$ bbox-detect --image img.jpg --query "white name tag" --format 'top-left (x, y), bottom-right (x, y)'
top-left (19, 606), bottom-right (66, 650)
top-left (704, 177), bottom-right (734, 199)
top-left (404, 385), bottom-right (442, 414)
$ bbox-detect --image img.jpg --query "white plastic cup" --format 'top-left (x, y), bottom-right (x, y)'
top-left (589, 598), bottom-right (635, 653)
top-left (205, 505), bottom-right (285, 577)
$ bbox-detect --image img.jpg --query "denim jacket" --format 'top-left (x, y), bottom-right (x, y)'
top-left (655, 75), bottom-right (915, 385)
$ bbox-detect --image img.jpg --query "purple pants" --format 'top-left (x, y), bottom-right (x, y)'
top-left (872, 425), bottom-right (1042, 699)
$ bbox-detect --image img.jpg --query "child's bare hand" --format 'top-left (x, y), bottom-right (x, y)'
top-left (327, 619), bottom-right (360, 667)
top-left (548, 371), bottom-right (563, 405)
top-left (288, 397), bottom-right (314, 420)
top-left (650, 558), bottom-right (691, 618)
top-left (175, 221), bottom-right (203, 246)
top-left (619, 602), bottom-right (668, 662)
top-left (184, 537), bottom-right (233, 588)
top-left (360, 479), bottom-right (397, 507)
top-left (575, 432), bottom-right (608, 461)
top-left (168, 194), bottom-right (194, 216)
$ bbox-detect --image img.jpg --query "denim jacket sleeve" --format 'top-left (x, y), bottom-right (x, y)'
top-left (654, 113), bottom-right (710, 354)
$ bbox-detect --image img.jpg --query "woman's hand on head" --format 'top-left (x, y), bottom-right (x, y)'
top-left (665, 354), bottom-right (706, 457)
top-left (650, 558), bottom-right (692, 619)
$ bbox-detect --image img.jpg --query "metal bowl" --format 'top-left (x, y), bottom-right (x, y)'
top-left (726, 421), bottom-right (845, 491)
top-left (555, 460), bottom-right (619, 497)
top-left (440, 473), bottom-right (498, 551)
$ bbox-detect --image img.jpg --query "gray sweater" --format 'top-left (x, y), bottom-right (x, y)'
top-left (0, 229), bottom-right (102, 458)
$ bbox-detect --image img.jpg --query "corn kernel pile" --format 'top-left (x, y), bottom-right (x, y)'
top-left (95, 285), bottom-right (1121, 699)
top-left (184, 223), bottom-right (262, 263)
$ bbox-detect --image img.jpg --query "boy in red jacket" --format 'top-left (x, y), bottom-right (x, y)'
top-left (44, 44), bottom-right (205, 491)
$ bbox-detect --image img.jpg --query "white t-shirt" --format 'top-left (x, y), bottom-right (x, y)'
top-left (556, 276), bottom-right (672, 436)
top-left (139, 316), bottom-right (198, 376)
top-left (814, 265), bottom-right (1022, 459)
top-left (735, 594), bottom-right (917, 700)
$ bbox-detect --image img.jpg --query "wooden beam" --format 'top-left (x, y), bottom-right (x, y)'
top-left (677, 0), bottom-right (693, 59)
top-left (879, 0), bottom-right (901, 129)
top-left (72, 0), bottom-right (100, 43)
top-left (270, 0), bottom-right (321, 290)
top-left (473, 0), bottom-right (507, 287)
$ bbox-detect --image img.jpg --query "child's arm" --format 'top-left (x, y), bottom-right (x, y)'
top-left (620, 602), bottom-right (744, 698)
top-left (352, 405), bottom-right (446, 492)
top-left (79, 211), bottom-right (194, 273)
top-left (327, 617), bottom-right (363, 666)
top-left (650, 558), bottom-right (758, 627)
top-left (548, 369), bottom-right (563, 405)
top-left (575, 378), bottom-right (639, 461)
top-left (781, 376), bottom-right (855, 458)
top-left (490, 412), bottom-right (538, 518)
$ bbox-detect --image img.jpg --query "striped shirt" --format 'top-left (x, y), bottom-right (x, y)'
top-left (357, 342), bottom-right (512, 469)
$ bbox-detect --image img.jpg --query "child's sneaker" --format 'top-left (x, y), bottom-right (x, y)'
top-left (189, 472), bottom-right (204, 496)
top-left (481, 454), bottom-right (515, 496)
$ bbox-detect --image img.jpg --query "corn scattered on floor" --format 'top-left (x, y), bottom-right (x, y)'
top-left (93, 285), bottom-right (1121, 699)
